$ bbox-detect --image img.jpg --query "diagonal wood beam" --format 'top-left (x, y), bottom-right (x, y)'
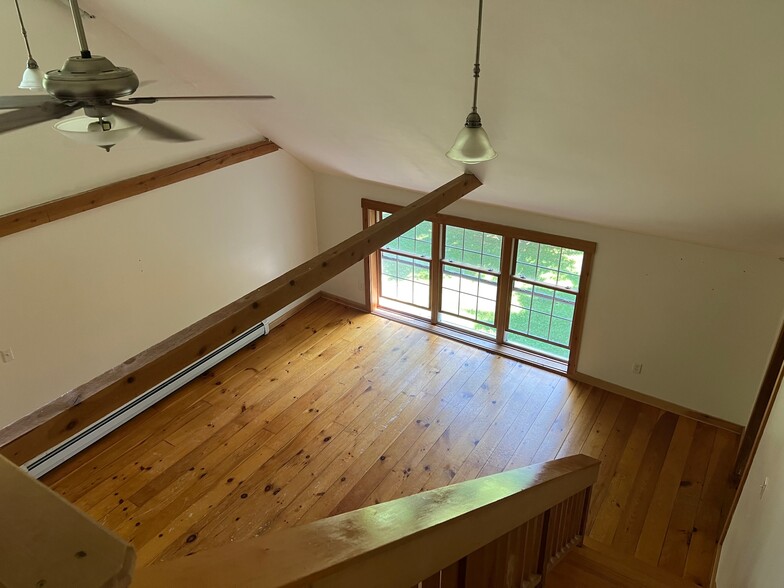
top-left (0, 139), bottom-right (279, 239)
top-left (0, 173), bottom-right (482, 465)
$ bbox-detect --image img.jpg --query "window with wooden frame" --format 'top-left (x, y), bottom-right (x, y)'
top-left (363, 200), bottom-right (596, 374)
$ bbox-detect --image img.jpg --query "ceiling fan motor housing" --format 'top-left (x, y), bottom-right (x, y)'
top-left (44, 56), bottom-right (139, 101)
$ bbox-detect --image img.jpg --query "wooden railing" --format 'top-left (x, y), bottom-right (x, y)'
top-left (133, 454), bottom-right (599, 588)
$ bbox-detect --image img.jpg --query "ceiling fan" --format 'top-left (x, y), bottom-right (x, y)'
top-left (1, 0), bottom-right (274, 150)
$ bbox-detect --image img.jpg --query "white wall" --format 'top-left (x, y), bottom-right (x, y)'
top-left (314, 172), bottom-right (784, 425)
top-left (0, 151), bottom-right (318, 429)
top-left (718, 368), bottom-right (784, 586)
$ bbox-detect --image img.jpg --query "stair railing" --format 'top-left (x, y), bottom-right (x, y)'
top-left (133, 454), bottom-right (600, 588)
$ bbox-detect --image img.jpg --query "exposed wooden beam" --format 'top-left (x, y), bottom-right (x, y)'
top-left (0, 174), bottom-right (482, 465)
top-left (0, 140), bottom-right (279, 239)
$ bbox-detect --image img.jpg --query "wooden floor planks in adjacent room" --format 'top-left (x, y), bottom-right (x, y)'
top-left (42, 298), bottom-right (738, 586)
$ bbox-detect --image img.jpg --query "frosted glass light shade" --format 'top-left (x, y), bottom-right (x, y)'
top-left (446, 125), bottom-right (497, 164)
top-left (18, 65), bottom-right (44, 91)
top-left (54, 116), bottom-right (141, 151)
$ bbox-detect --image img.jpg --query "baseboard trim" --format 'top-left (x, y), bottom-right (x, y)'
top-left (319, 292), bottom-right (371, 313)
top-left (572, 371), bottom-right (744, 435)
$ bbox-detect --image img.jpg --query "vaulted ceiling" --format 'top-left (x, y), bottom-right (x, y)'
top-left (2, 1), bottom-right (783, 256)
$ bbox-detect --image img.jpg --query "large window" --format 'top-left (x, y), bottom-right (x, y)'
top-left (364, 201), bottom-right (595, 373)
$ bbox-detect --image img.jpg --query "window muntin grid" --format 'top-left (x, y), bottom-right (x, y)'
top-left (377, 217), bottom-right (433, 316)
top-left (440, 264), bottom-right (498, 327)
top-left (443, 226), bottom-right (502, 273)
top-left (379, 251), bottom-right (431, 310)
top-left (515, 240), bottom-right (583, 291)
top-left (381, 213), bottom-right (432, 258)
top-left (506, 279), bottom-right (576, 360)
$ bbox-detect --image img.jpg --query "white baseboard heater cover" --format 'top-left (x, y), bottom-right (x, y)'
top-left (23, 321), bottom-right (269, 479)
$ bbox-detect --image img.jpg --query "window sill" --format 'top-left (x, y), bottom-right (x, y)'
top-left (372, 307), bottom-right (568, 375)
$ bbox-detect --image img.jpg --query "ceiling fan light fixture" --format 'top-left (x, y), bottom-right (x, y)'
top-left (54, 115), bottom-right (141, 151)
top-left (18, 60), bottom-right (45, 91)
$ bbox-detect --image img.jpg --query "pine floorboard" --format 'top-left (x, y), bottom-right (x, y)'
top-left (42, 298), bottom-right (738, 585)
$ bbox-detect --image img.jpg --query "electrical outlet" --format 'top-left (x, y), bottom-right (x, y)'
top-left (632, 363), bottom-right (643, 374)
top-left (760, 476), bottom-right (768, 499)
top-left (1, 348), bottom-right (14, 363)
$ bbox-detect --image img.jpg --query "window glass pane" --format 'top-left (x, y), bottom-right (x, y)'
top-left (538, 245), bottom-right (562, 270)
top-left (552, 291), bottom-right (576, 320)
top-left (442, 287), bottom-right (459, 314)
top-left (550, 317), bottom-right (572, 346)
top-left (531, 286), bottom-right (554, 314)
top-left (444, 224), bottom-right (502, 272)
top-left (515, 240), bottom-right (583, 291)
top-left (529, 311), bottom-right (551, 339)
top-left (382, 218), bottom-right (432, 258)
top-left (509, 306), bottom-right (530, 333)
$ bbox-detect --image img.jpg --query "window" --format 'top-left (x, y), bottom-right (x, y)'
top-left (376, 214), bottom-right (433, 319)
top-left (364, 200), bottom-right (595, 373)
top-left (506, 241), bottom-right (584, 360)
top-left (440, 226), bottom-right (501, 338)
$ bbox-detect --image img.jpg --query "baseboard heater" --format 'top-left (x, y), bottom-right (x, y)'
top-left (23, 320), bottom-right (269, 479)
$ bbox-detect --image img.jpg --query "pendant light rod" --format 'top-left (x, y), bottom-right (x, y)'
top-left (446, 0), bottom-right (497, 163)
top-left (12, 0), bottom-right (34, 62)
top-left (68, 0), bottom-right (92, 58)
top-left (471, 0), bottom-right (485, 113)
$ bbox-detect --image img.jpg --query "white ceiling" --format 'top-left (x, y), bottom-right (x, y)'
top-left (2, 1), bottom-right (783, 256)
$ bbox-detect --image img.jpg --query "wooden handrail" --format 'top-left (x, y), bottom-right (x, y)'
top-left (133, 454), bottom-right (600, 588)
top-left (0, 455), bottom-right (135, 588)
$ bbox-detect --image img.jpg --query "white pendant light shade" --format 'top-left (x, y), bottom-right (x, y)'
top-left (447, 124), bottom-right (497, 164)
top-left (54, 116), bottom-right (141, 151)
top-left (14, 0), bottom-right (45, 91)
top-left (18, 62), bottom-right (44, 91)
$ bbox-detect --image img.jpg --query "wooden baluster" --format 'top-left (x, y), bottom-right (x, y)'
top-left (558, 501), bottom-right (568, 557)
top-left (500, 530), bottom-right (525, 588)
top-left (537, 508), bottom-right (552, 587)
top-left (440, 558), bottom-right (466, 588)
top-left (552, 501), bottom-right (563, 560)
top-left (521, 517), bottom-right (539, 588)
top-left (518, 520), bottom-right (531, 586)
top-left (578, 486), bottom-right (592, 545)
top-left (563, 495), bottom-right (575, 549)
top-left (465, 537), bottom-right (500, 588)
top-left (571, 493), bottom-right (582, 540)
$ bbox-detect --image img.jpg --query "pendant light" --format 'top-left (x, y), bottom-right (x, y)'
top-left (446, 0), bottom-right (497, 164)
top-left (13, 0), bottom-right (44, 91)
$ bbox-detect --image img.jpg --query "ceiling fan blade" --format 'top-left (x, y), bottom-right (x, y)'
top-left (108, 105), bottom-right (199, 142)
top-left (0, 102), bottom-right (78, 135)
top-left (0, 95), bottom-right (61, 110)
top-left (118, 95), bottom-right (275, 105)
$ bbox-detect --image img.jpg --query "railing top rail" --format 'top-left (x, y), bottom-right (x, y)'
top-left (133, 454), bottom-right (600, 588)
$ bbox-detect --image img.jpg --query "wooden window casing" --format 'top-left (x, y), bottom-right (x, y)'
top-left (362, 199), bottom-right (596, 375)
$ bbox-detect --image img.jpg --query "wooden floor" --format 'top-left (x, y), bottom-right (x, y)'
top-left (43, 298), bottom-right (738, 586)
